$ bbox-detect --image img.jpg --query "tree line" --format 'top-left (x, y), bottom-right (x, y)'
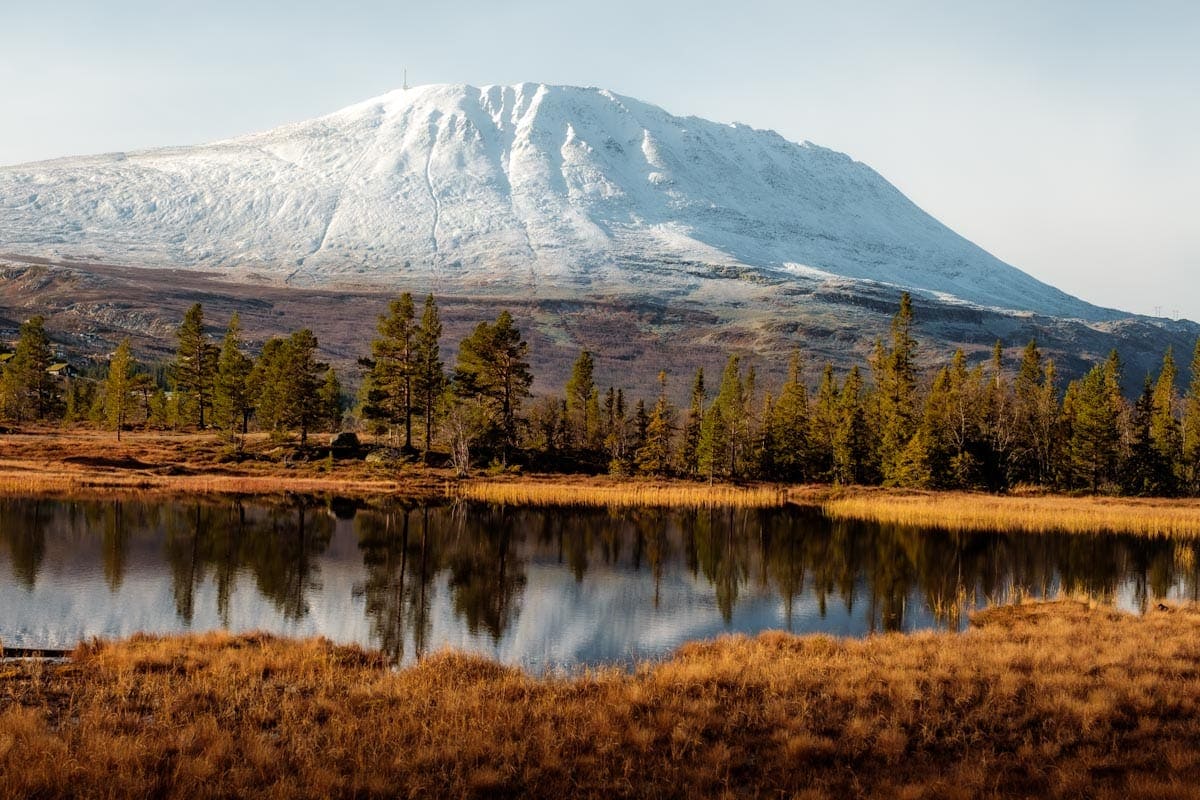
top-left (5, 292), bottom-right (1200, 495)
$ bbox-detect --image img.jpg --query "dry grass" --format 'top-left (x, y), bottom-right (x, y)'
top-left (3, 600), bottom-right (1200, 799)
top-left (0, 428), bottom-right (446, 500)
top-left (453, 478), bottom-right (806, 508)
top-left (825, 490), bottom-right (1200, 538)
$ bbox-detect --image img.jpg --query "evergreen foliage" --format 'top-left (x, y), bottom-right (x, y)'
top-left (21, 292), bottom-right (1200, 497)
top-left (362, 294), bottom-right (417, 448)
top-left (0, 315), bottom-right (60, 423)
top-left (103, 339), bottom-right (136, 441)
top-left (679, 368), bottom-right (705, 478)
top-left (213, 313), bottom-right (254, 434)
top-left (413, 294), bottom-right (446, 459)
top-left (172, 303), bottom-right (218, 428)
top-left (453, 310), bottom-right (532, 463)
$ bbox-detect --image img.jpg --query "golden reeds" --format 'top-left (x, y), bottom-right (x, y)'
top-left (3, 601), bottom-right (1200, 798)
top-left (825, 490), bottom-right (1200, 538)
top-left (451, 479), bottom-right (795, 508)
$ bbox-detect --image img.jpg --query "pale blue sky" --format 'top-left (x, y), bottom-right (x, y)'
top-left (3, 0), bottom-right (1197, 319)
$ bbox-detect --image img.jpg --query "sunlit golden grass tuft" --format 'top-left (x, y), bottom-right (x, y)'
top-left (453, 478), bottom-right (796, 508)
top-left (4, 601), bottom-right (1200, 798)
top-left (824, 490), bottom-right (1200, 538)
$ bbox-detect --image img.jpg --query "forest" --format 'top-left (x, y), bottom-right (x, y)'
top-left (2, 291), bottom-right (1199, 496)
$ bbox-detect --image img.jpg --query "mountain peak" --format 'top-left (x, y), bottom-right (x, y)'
top-left (0, 83), bottom-right (1113, 321)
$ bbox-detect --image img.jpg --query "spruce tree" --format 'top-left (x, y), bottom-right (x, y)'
top-left (1013, 341), bottom-right (1046, 484)
top-left (1183, 339), bottom-right (1200, 492)
top-left (770, 350), bottom-right (810, 482)
top-left (632, 399), bottom-right (650, 460)
top-left (214, 313), bottom-right (253, 434)
top-left (103, 338), bottom-right (136, 441)
top-left (1067, 364), bottom-right (1120, 493)
top-left (697, 354), bottom-right (743, 480)
top-left (565, 350), bottom-right (600, 453)
top-left (919, 365), bottom-right (956, 488)
top-left (413, 294), bottom-right (445, 459)
top-left (172, 303), bottom-right (218, 428)
top-left (636, 371), bottom-right (675, 476)
top-left (679, 368), bottom-right (705, 477)
top-left (875, 293), bottom-right (919, 484)
top-left (809, 363), bottom-right (839, 481)
top-left (1124, 378), bottom-right (1161, 496)
top-left (832, 366), bottom-right (872, 485)
top-left (1149, 347), bottom-right (1182, 494)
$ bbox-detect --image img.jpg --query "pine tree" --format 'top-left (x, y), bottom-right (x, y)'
top-left (283, 329), bottom-right (327, 446)
top-left (770, 350), bottom-right (810, 482)
top-left (249, 331), bottom-right (327, 444)
top-left (103, 338), bottom-right (136, 441)
top-left (318, 368), bottom-right (343, 433)
top-left (413, 294), bottom-right (445, 459)
top-left (363, 294), bottom-right (417, 448)
top-left (213, 313), bottom-right (254, 433)
top-left (636, 371), bottom-right (675, 476)
top-left (454, 310), bottom-right (533, 463)
top-left (0, 315), bottom-right (59, 423)
top-left (679, 368), bottom-right (705, 477)
top-left (1149, 347), bottom-right (1182, 494)
top-left (251, 337), bottom-right (289, 435)
top-left (172, 303), bottom-right (218, 428)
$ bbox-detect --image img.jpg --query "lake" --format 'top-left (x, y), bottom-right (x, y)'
top-left (2, 495), bottom-right (1197, 671)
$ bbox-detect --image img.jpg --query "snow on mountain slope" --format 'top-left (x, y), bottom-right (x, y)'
top-left (0, 83), bottom-right (1110, 320)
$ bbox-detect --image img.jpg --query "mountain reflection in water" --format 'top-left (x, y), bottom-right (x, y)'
top-left (2, 496), bottom-right (1198, 670)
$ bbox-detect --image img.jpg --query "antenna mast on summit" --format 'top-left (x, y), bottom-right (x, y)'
top-left (403, 69), bottom-right (409, 91)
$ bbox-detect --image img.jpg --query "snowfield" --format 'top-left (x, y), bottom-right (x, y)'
top-left (0, 83), bottom-right (1109, 320)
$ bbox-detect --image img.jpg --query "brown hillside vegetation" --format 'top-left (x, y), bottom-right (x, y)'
top-left (3, 601), bottom-right (1200, 799)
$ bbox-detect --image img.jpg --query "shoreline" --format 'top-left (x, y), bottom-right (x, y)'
top-left (4, 429), bottom-right (1200, 537)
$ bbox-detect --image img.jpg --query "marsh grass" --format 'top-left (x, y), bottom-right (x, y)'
top-left (3, 601), bottom-right (1200, 799)
top-left (825, 490), bottom-right (1200, 538)
top-left (452, 478), bottom-right (796, 508)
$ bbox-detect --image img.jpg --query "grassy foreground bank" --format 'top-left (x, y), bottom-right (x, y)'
top-left (3, 601), bottom-right (1200, 799)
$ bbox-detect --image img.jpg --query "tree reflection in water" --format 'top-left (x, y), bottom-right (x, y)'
top-left (4, 497), bottom-right (1200, 664)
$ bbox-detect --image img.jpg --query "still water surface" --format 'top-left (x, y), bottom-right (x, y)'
top-left (2, 496), bottom-right (1198, 670)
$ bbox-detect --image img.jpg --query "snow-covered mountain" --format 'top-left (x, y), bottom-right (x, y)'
top-left (0, 83), bottom-right (1109, 320)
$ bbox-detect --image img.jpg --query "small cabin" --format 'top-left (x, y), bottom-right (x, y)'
top-left (46, 362), bottom-right (78, 380)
